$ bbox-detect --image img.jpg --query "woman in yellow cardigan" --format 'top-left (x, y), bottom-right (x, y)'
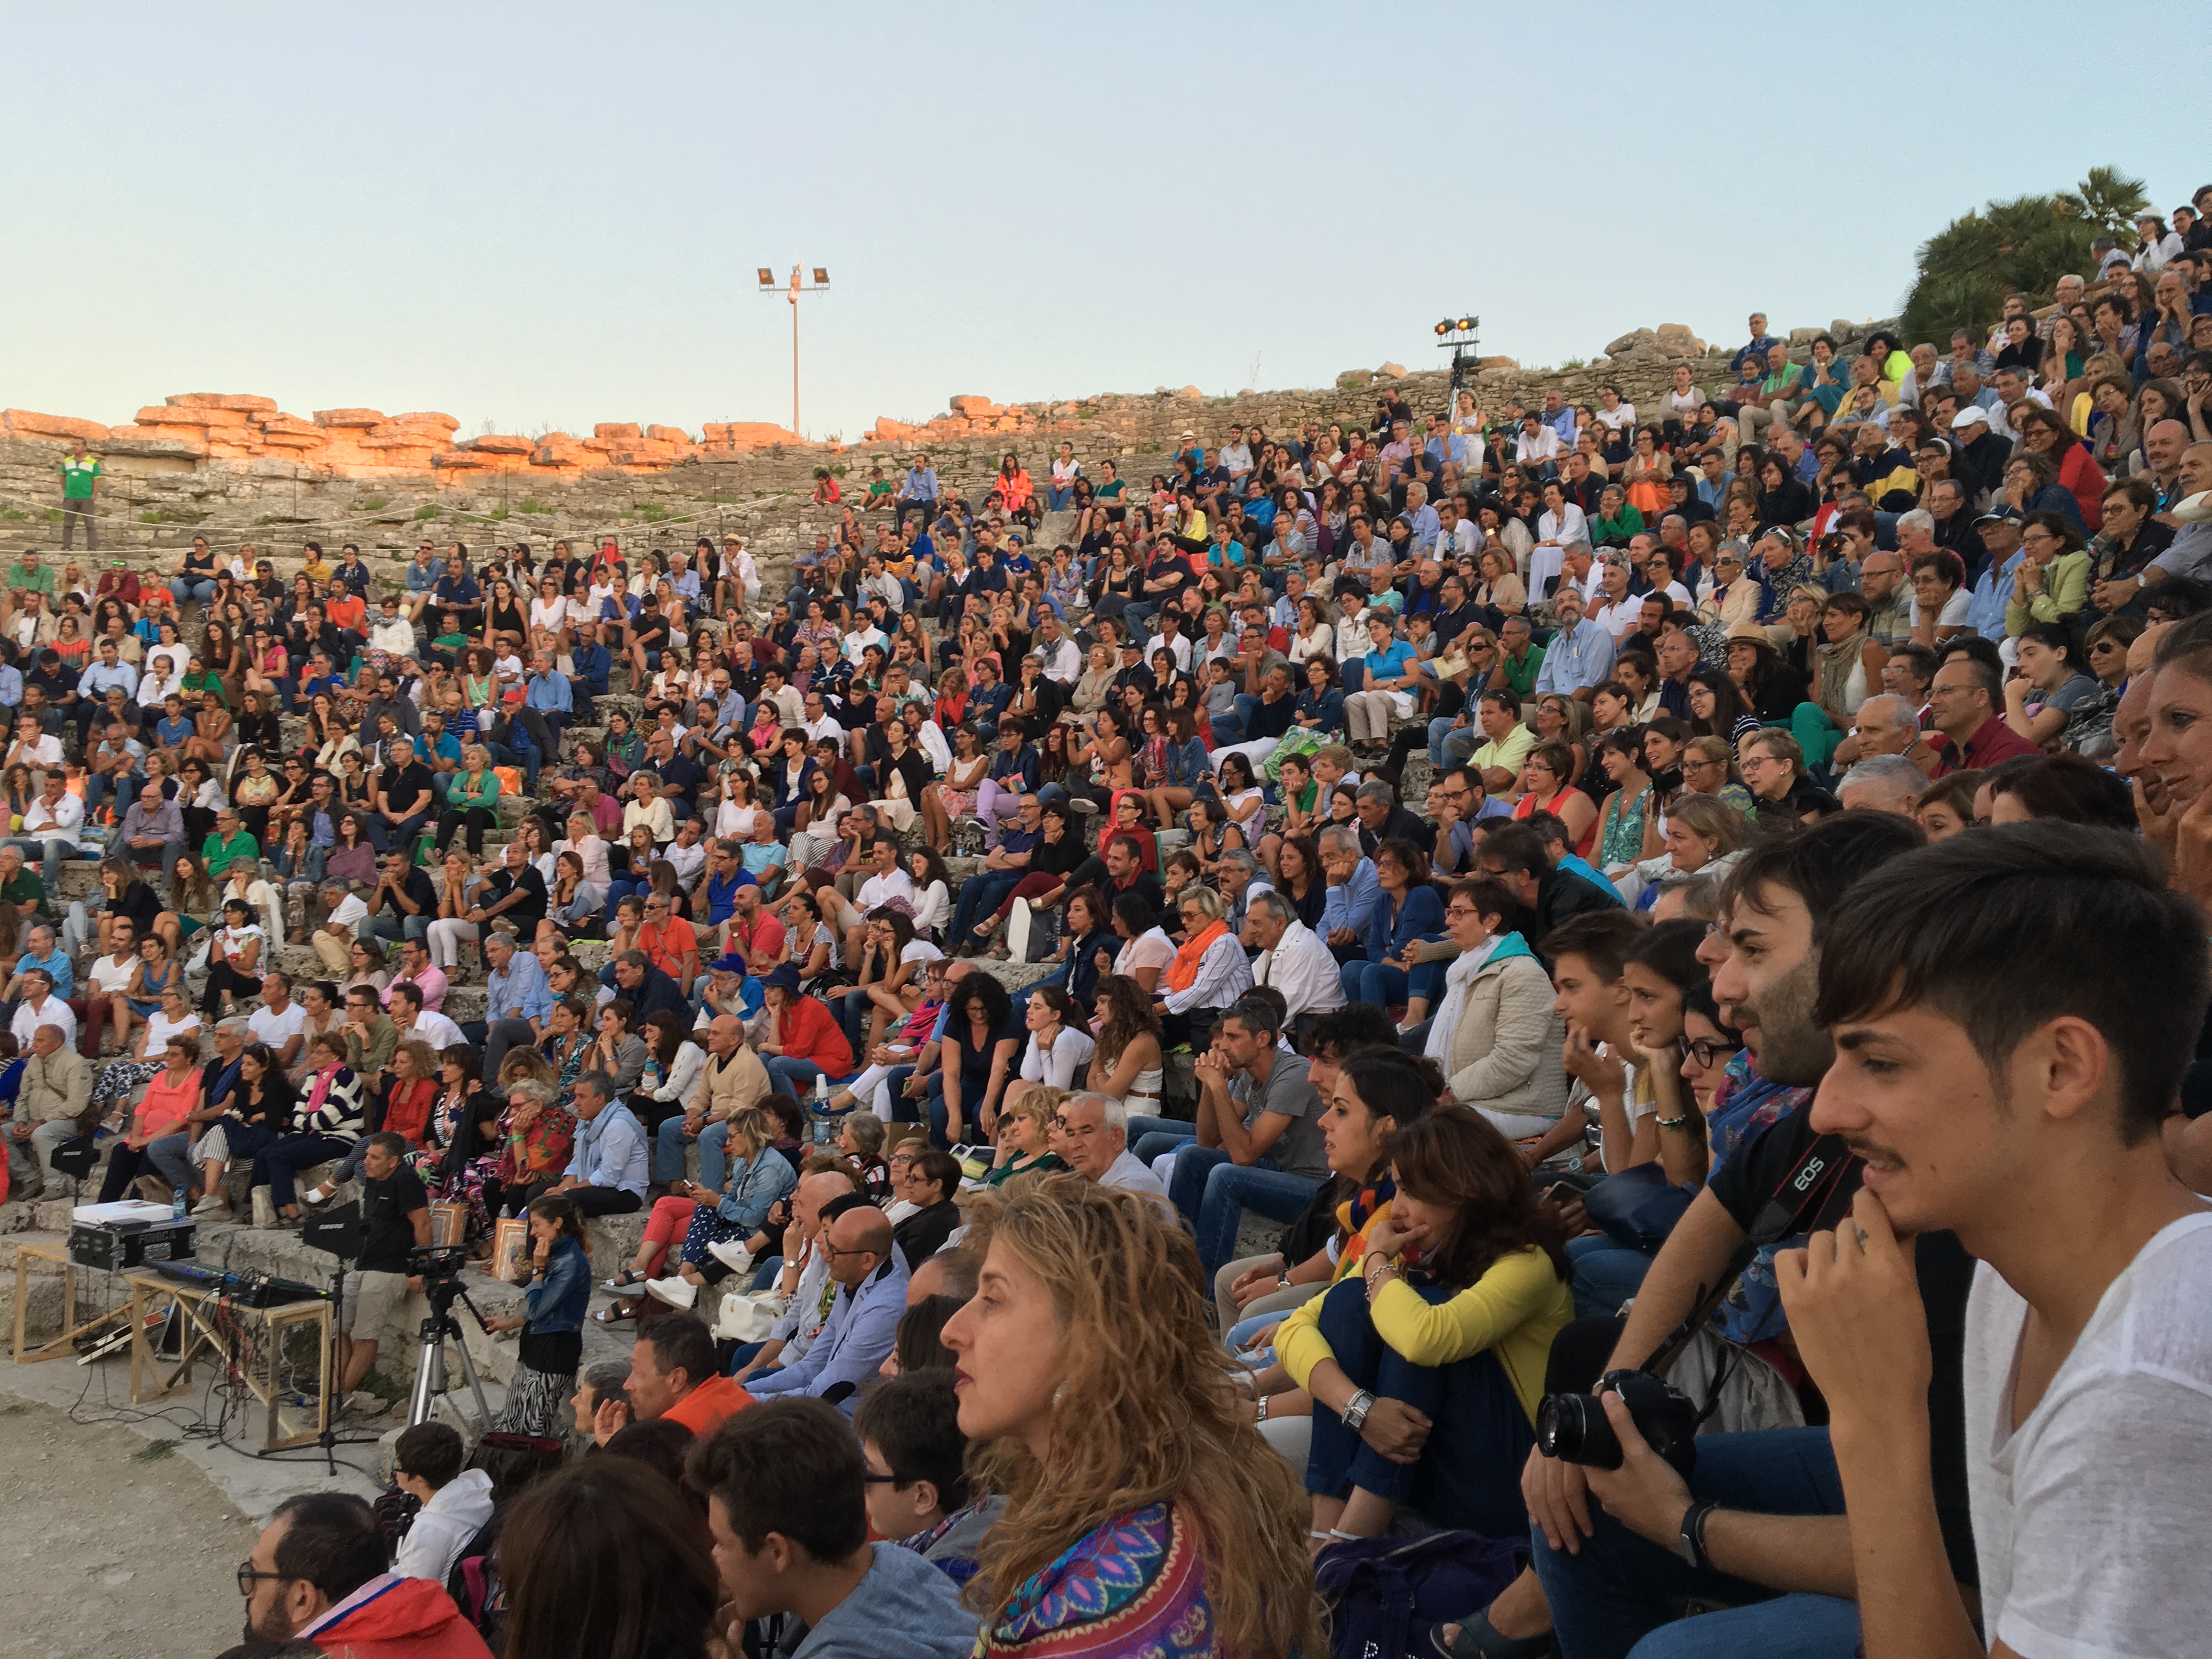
top-left (1277, 1068), bottom-right (1573, 1548)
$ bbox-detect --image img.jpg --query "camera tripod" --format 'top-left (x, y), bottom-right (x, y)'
top-left (407, 1273), bottom-right (494, 1431)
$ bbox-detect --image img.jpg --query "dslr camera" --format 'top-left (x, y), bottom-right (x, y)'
top-left (407, 1245), bottom-right (470, 1287)
top-left (1536, 1368), bottom-right (1699, 1480)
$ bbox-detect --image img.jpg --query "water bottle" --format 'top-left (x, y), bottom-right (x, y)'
top-left (172, 1181), bottom-right (187, 1221)
top-left (643, 1058), bottom-right (662, 1093)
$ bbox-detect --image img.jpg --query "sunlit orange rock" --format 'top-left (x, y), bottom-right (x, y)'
top-left (645, 425), bottom-right (692, 447)
top-left (388, 411), bottom-right (460, 432)
top-left (313, 408), bottom-right (386, 428)
top-left (3, 409), bottom-right (112, 443)
top-left (167, 393), bottom-right (280, 414)
top-left (950, 395), bottom-right (1002, 418)
top-left (469, 435), bottom-right (535, 455)
top-left (593, 422), bottom-right (642, 443)
top-left (137, 403), bottom-right (249, 428)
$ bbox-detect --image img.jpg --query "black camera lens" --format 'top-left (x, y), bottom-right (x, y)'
top-left (1538, 1391), bottom-right (1625, 1470)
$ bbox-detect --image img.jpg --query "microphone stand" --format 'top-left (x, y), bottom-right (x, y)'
top-left (316, 1262), bottom-right (346, 1477)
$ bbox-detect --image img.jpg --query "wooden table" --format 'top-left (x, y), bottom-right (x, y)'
top-left (122, 1269), bottom-right (332, 1452)
top-left (10, 1243), bottom-right (135, 1364)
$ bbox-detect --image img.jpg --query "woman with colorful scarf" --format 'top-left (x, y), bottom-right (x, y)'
top-left (1268, 1053), bottom-right (1573, 1548)
top-left (1158, 884), bottom-right (1251, 1051)
top-left (942, 1177), bottom-right (1323, 1659)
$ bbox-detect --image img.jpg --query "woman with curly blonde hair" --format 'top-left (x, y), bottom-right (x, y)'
top-left (943, 1175), bottom-right (1323, 1658)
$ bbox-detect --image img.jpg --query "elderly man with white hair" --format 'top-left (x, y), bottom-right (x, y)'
top-left (4, 1020), bottom-right (92, 1200)
top-left (1246, 889), bottom-right (1344, 1025)
top-left (1837, 754), bottom-right (1929, 816)
top-left (1828, 692), bottom-right (1937, 772)
top-left (1049, 1090), bottom-right (1172, 1214)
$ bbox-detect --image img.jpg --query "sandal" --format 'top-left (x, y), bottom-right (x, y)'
top-left (1425, 1612), bottom-right (1556, 1659)
top-left (591, 1302), bottom-right (640, 1325)
top-left (603, 1271), bottom-right (650, 1290)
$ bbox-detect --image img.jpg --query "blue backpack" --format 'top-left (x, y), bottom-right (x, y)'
top-left (1314, 1530), bottom-right (1528, 1659)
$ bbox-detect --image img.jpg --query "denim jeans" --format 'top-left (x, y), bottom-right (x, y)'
top-left (1531, 1427), bottom-right (1857, 1659)
top-left (362, 911), bottom-right (432, 948)
top-left (1127, 1115), bottom-right (1194, 1167)
top-left (1166, 1146), bottom-right (1321, 1278)
top-left (1339, 958), bottom-right (1447, 1011)
top-left (1047, 485), bottom-right (1074, 511)
top-left (1426, 714), bottom-right (1466, 768)
top-left (949, 869), bottom-right (1024, 949)
top-left (1567, 1233), bottom-right (1655, 1320)
top-left (1341, 658), bottom-right (1367, 694)
top-left (1305, 1277), bottom-right (1536, 1536)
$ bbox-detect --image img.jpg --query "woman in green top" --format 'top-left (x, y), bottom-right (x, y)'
top-left (458, 644), bottom-right (500, 712)
top-left (985, 1080), bottom-right (1068, 1187)
top-left (435, 743), bottom-right (503, 856)
top-left (1590, 730), bottom-right (1654, 877)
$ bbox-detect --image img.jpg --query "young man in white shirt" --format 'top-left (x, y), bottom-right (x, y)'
top-left (1763, 824), bottom-right (2212, 1659)
top-left (9, 770), bottom-right (84, 889)
top-left (248, 971), bottom-right (309, 1073)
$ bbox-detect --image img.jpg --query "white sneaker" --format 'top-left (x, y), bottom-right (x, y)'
top-left (707, 1239), bottom-right (754, 1273)
top-left (645, 1275), bottom-right (697, 1311)
top-left (301, 1186), bottom-right (325, 1205)
top-left (191, 1195), bottom-right (229, 1217)
top-left (1069, 797), bottom-right (1099, 815)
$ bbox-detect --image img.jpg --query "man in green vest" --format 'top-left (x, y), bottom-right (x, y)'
top-left (59, 439), bottom-right (101, 552)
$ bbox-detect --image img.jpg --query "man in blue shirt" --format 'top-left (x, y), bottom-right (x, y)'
top-left (899, 458), bottom-right (939, 531)
top-left (524, 650), bottom-right (573, 744)
top-left (474, 932), bottom-right (554, 1083)
top-left (544, 1070), bottom-right (646, 1216)
top-left (431, 556), bottom-right (482, 632)
top-left (1731, 312), bottom-right (1782, 376)
top-left (416, 708), bottom-right (464, 802)
top-left (1532, 590), bottom-right (1617, 699)
top-left (703, 842), bottom-right (746, 928)
top-left (569, 623), bottom-right (612, 721)
top-left (748, 1206), bottom-right (909, 1417)
top-left (71, 642), bottom-right (137, 751)
top-left (1316, 824), bottom-right (1383, 960)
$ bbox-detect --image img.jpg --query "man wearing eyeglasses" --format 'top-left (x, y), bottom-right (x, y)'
top-left (749, 1205), bottom-right (906, 1417)
top-left (239, 1491), bottom-right (493, 1655)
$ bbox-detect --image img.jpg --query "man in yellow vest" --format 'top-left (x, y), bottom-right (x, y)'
top-left (59, 439), bottom-right (101, 552)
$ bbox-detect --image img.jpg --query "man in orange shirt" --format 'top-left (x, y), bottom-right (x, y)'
top-left (637, 891), bottom-right (700, 995)
top-left (628, 1313), bottom-right (751, 1436)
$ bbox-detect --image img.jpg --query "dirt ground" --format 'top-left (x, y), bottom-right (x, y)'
top-left (0, 1400), bottom-right (261, 1659)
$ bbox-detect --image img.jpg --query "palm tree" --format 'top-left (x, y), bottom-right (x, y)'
top-left (1900, 167), bottom-right (2148, 343)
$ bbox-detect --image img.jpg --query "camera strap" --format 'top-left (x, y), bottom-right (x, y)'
top-left (1644, 1127), bottom-right (1861, 1382)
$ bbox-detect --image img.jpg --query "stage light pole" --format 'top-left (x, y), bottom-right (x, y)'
top-left (759, 265), bottom-right (831, 438)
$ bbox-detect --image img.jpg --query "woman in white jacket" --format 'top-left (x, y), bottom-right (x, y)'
top-left (1424, 875), bottom-right (1569, 1138)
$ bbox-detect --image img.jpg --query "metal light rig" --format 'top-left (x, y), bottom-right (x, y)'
top-left (1435, 315), bottom-right (1481, 397)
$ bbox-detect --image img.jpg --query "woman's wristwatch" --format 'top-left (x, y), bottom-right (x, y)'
top-left (1339, 1389), bottom-right (1376, 1433)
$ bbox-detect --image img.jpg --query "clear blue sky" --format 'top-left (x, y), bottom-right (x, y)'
top-left (2, 2), bottom-right (2199, 442)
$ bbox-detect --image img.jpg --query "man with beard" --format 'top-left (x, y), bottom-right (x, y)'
top-left (1458, 815), bottom-right (1977, 1659)
top-left (1774, 825), bottom-right (2212, 1659)
top-left (237, 1492), bottom-right (492, 1656)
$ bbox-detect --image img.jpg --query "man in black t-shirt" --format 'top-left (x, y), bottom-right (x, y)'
top-left (364, 850), bottom-right (436, 950)
top-left (336, 1132), bottom-right (428, 1404)
top-left (373, 737), bottom-right (436, 854)
top-left (1516, 814), bottom-right (1977, 1659)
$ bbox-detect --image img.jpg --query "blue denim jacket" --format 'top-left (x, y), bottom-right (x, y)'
top-left (523, 1234), bottom-right (591, 1335)
top-left (716, 1147), bottom-right (799, 1231)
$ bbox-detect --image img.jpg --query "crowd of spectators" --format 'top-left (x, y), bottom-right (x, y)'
top-left (14, 244), bottom-right (2212, 1659)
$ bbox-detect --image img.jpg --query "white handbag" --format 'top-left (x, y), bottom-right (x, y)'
top-left (713, 1289), bottom-right (787, 1344)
